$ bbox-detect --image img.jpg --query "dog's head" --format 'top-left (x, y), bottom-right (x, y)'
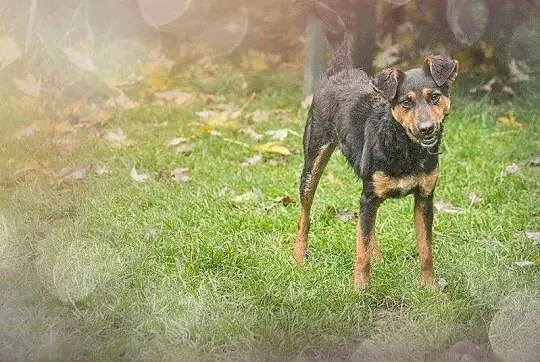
top-left (373, 55), bottom-right (459, 149)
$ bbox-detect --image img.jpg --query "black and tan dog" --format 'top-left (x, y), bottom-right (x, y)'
top-left (295, 1), bottom-right (458, 289)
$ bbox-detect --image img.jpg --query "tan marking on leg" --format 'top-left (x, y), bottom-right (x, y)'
top-left (295, 143), bottom-right (335, 263)
top-left (354, 216), bottom-right (370, 289)
top-left (371, 232), bottom-right (383, 262)
top-left (414, 197), bottom-right (436, 288)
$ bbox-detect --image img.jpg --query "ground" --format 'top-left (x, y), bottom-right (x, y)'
top-left (0, 61), bottom-right (538, 360)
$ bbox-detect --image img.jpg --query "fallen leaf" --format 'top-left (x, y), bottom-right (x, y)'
top-left (529, 154), bottom-right (540, 167)
top-left (514, 261), bottom-right (534, 268)
top-left (168, 137), bottom-right (188, 146)
top-left (103, 128), bottom-right (127, 143)
top-left (63, 47), bottom-right (95, 72)
top-left (434, 201), bottom-right (462, 214)
top-left (0, 36), bottom-right (21, 70)
top-left (503, 163), bottom-right (519, 175)
top-left (175, 143), bottom-right (194, 155)
top-left (242, 127), bottom-right (263, 140)
top-left (130, 167), bottom-right (149, 183)
top-left (437, 278), bottom-right (448, 291)
top-left (524, 231), bottom-right (540, 245)
top-left (241, 153), bottom-right (263, 167)
top-left (170, 167), bottom-right (190, 182)
top-left (266, 129), bottom-right (288, 141)
top-left (257, 142), bottom-right (291, 156)
top-left (13, 74), bottom-right (41, 97)
top-left (498, 112), bottom-right (523, 128)
top-left (468, 191), bottom-right (482, 205)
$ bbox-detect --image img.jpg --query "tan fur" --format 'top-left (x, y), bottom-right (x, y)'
top-left (372, 169), bottom-right (439, 198)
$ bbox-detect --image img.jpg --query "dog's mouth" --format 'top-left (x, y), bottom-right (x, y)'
top-left (418, 134), bottom-right (439, 148)
top-left (406, 129), bottom-right (440, 149)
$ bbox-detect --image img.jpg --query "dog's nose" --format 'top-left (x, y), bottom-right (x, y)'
top-left (418, 122), bottom-right (435, 135)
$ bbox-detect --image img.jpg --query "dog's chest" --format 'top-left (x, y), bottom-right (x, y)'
top-left (372, 169), bottom-right (438, 198)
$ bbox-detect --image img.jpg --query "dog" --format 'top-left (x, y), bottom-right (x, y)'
top-left (294, 0), bottom-right (458, 289)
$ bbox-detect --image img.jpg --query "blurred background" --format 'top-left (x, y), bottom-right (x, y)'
top-left (0, 0), bottom-right (539, 101)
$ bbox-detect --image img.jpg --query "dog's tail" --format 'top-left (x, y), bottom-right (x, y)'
top-left (296, 0), bottom-right (352, 76)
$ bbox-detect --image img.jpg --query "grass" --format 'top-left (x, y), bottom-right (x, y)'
top-left (0, 62), bottom-right (539, 360)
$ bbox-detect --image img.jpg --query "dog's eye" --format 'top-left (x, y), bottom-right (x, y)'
top-left (401, 99), bottom-right (413, 109)
top-left (430, 93), bottom-right (441, 104)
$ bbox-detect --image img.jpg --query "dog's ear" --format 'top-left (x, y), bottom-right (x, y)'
top-left (373, 67), bottom-right (404, 100)
top-left (424, 55), bottom-right (459, 86)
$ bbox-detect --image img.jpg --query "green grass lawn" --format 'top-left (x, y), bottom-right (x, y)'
top-left (0, 64), bottom-right (538, 360)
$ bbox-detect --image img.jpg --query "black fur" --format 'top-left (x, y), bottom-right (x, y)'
top-left (295, 0), bottom-right (458, 289)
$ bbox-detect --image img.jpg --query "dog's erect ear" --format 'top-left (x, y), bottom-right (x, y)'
top-left (424, 55), bottom-right (459, 86)
top-left (373, 67), bottom-right (404, 100)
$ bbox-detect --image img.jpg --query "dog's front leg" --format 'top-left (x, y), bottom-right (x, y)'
top-left (354, 191), bottom-right (381, 289)
top-left (413, 192), bottom-right (436, 288)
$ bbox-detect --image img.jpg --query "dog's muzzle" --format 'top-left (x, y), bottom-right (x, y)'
top-left (415, 121), bottom-right (440, 148)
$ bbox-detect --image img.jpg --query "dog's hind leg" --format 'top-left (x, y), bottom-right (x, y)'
top-left (295, 137), bottom-right (335, 263)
